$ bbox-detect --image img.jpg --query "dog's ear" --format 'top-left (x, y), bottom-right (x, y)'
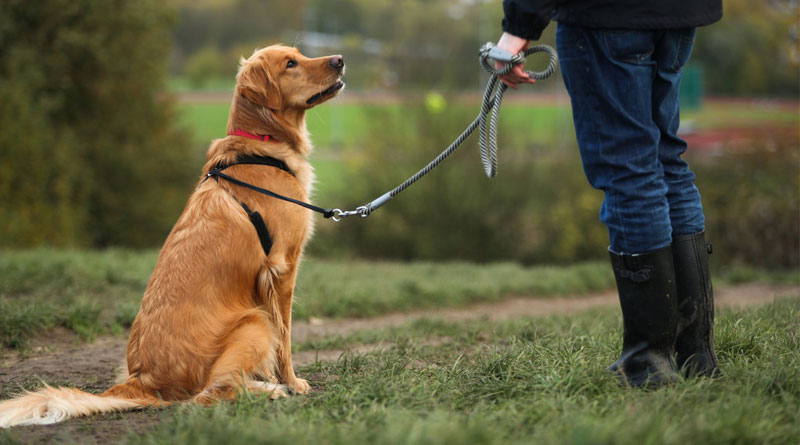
top-left (237, 58), bottom-right (282, 110)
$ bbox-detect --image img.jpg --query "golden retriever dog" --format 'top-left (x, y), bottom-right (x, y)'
top-left (0, 45), bottom-right (344, 427)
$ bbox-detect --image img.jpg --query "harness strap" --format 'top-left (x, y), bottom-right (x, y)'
top-left (208, 169), bottom-right (334, 218)
top-left (206, 154), bottom-right (334, 258)
top-left (216, 154), bottom-right (292, 175)
top-left (239, 201), bottom-right (273, 256)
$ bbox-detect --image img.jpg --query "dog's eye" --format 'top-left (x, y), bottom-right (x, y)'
top-left (286, 59), bottom-right (298, 69)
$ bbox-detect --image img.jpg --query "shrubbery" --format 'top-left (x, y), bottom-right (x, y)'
top-left (310, 103), bottom-right (799, 269)
top-left (0, 0), bottom-right (196, 248)
top-left (310, 102), bottom-right (609, 265)
top-left (694, 128), bottom-right (799, 269)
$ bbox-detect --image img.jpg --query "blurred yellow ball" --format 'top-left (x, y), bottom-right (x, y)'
top-left (425, 91), bottom-right (447, 114)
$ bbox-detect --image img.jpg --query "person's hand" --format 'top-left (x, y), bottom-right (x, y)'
top-left (495, 32), bottom-right (534, 89)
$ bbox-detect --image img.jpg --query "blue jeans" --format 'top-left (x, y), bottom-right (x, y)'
top-left (556, 24), bottom-right (705, 255)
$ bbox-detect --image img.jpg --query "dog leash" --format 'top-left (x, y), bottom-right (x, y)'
top-left (330, 42), bottom-right (557, 221)
top-left (211, 43), bottom-right (558, 222)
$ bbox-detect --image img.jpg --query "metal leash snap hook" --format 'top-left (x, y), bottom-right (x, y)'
top-left (330, 208), bottom-right (367, 222)
top-left (356, 205), bottom-right (371, 218)
top-left (330, 205), bottom-right (372, 222)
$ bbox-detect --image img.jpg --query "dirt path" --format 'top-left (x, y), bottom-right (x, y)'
top-left (291, 283), bottom-right (798, 366)
top-left (3, 284), bottom-right (795, 383)
top-left (1, 284), bottom-right (797, 443)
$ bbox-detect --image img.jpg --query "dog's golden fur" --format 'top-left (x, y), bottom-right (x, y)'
top-left (0, 45), bottom-right (344, 427)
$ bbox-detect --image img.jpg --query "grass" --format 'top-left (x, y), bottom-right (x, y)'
top-left (0, 249), bottom-right (157, 349)
top-left (126, 297), bottom-right (799, 444)
top-left (177, 97), bottom-right (800, 150)
top-left (293, 260), bottom-right (614, 320)
top-left (175, 100), bottom-right (575, 157)
top-left (0, 249), bottom-right (613, 351)
top-left (1, 249), bottom-right (797, 352)
top-left (177, 102), bottom-right (398, 148)
top-left (0, 249), bottom-right (797, 443)
top-left (683, 101), bottom-right (800, 129)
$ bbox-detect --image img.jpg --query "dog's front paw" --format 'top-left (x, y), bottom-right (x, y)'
top-left (289, 377), bottom-right (310, 395)
top-left (268, 385), bottom-right (289, 399)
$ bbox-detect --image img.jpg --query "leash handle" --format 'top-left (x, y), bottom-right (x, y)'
top-left (519, 45), bottom-right (558, 80)
top-left (479, 42), bottom-right (558, 81)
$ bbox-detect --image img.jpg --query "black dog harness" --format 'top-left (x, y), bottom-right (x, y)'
top-left (207, 153), bottom-right (336, 257)
top-left (207, 154), bottom-right (293, 256)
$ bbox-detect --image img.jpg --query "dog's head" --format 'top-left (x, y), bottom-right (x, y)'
top-left (236, 45), bottom-right (345, 111)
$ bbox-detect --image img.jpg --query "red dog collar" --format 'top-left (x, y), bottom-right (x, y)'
top-left (228, 129), bottom-right (278, 142)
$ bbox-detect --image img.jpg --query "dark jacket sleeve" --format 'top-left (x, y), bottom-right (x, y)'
top-left (502, 0), bottom-right (557, 41)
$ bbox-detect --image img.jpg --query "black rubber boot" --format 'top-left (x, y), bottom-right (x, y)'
top-left (607, 245), bottom-right (680, 388)
top-left (673, 231), bottom-right (721, 377)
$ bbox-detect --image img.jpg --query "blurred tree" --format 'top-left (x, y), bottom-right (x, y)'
top-left (694, 0), bottom-right (799, 97)
top-left (0, 0), bottom-right (196, 248)
top-left (170, 0), bottom-right (510, 92)
top-left (694, 129), bottom-right (799, 269)
top-left (185, 46), bottom-right (227, 87)
top-left (301, 0), bottom-right (507, 91)
top-left (168, 0), bottom-right (797, 97)
top-left (171, 0), bottom-right (304, 71)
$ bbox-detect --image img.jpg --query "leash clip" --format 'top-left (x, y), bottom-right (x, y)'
top-left (330, 206), bottom-right (371, 222)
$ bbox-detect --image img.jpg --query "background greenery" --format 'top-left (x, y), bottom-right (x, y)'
top-left (0, 0), bottom-right (198, 248)
top-left (0, 0), bottom-right (797, 269)
top-left (168, 0), bottom-right (800, 97)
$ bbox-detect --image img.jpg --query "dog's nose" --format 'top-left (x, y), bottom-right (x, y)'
top-left (329, 55), bottom-right (344, 70)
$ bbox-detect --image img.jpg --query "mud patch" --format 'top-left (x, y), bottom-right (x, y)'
top-left (6, 409), bottom-right (164, 444)
top-left (0, 336), bottom-right (125, 399)
top-left (293, 283), bottom-right (799, 344)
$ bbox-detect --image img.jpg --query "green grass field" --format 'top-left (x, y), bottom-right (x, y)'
top-left (1, 249), bottom-right (796, 352)
top-left (136, 299), bottom-right (798, 444)
top-left (178, 102), bottom-right (422, 149)
top-left (177, 99), bottom-right (581, 152)
top-left (177, 97), bottom-right (799, 148)
top-left (0, 249), bottom-right (615, 351)
top-left (0, 250), bottom-right (798, 443)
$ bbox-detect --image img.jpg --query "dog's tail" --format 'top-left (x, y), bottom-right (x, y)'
top-left (0, 382), bottom-right (158, 428)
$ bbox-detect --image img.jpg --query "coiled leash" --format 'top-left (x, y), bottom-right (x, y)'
top-left (210, 43), bottom-right (558, 223)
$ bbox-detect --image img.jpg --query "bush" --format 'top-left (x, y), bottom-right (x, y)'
top-left (693, 128), bottom-right (799, 269)
top-left (310, 102), bottom-right (798, 269)
top-left (184, 46), bottom-right (227, 88)
top-left (694, 0), bottom-right (799, 97)
top-left (310, 101), bottom-right (607, 264)
top-left (0, 0), bottom-right (196, 248)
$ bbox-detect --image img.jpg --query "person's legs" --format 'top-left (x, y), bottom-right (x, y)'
top-left (556, 24), bottom-right (671, 255)
top-left (557, 24), bottom-right (679, 386)
top-left (651, 28), bottom-right (705, 236)
top-left (651, 29), bottom-right (720, 377)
